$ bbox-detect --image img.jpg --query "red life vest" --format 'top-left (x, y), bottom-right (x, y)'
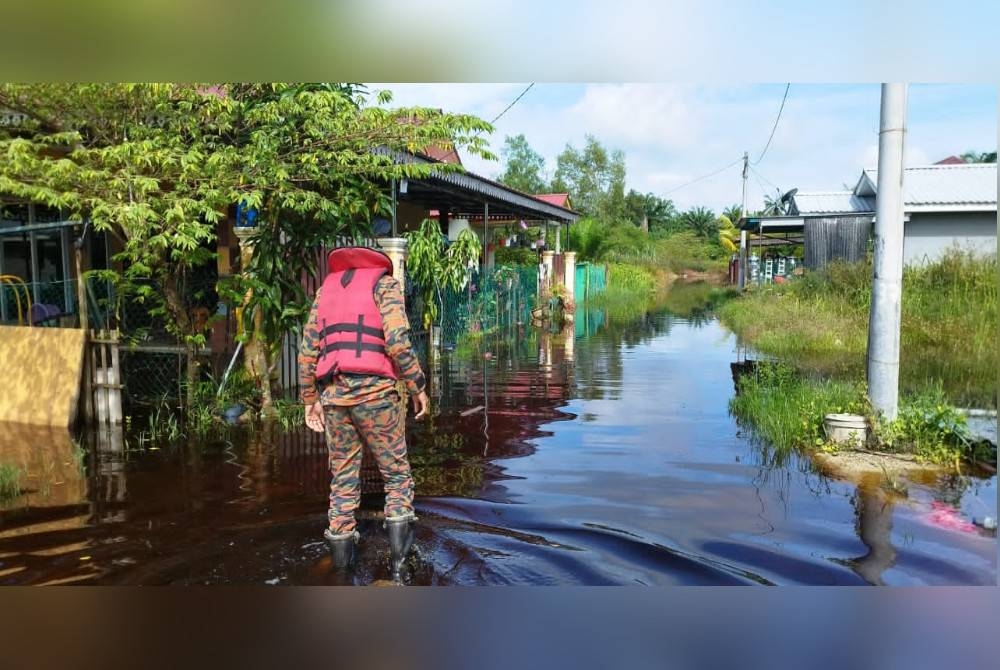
top-left (315, 247), bottom-right (397, 383)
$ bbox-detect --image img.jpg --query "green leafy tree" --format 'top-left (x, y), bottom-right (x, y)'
top-left (565, 217), bottom-right (609, 261)
top-left (678, 206), bottom-right (718, 240)
top-left (551, 135), bottom-right (627, 221)
top-left (498, 133), bottom-right (547, 194)
top-left (722, 204), bottom-right (744, 225)
top-left (0, 83), bottom-right (495, 411)
top-left (405, 218), bottom-right (481, 330)
top-left (624, 190), bottom-right (677, 233)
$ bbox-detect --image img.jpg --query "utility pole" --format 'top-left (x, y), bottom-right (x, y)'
top-left (867, 83), bottom-right (908, 420)
top-left (738, 151), bottom-right (749, 289)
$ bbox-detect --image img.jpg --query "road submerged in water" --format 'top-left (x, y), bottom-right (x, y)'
top-left (1, 288), bottom-right (996, 585)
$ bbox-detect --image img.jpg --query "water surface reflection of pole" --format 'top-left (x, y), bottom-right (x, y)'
top-left (849, 483), bottom-right (897, 585)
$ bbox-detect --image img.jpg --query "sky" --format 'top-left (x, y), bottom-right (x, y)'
top-left (368, 83), bottom-right (997, 213)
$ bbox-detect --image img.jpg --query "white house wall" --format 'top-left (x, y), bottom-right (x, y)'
top-left (904, 212), bottom-right (997, 265)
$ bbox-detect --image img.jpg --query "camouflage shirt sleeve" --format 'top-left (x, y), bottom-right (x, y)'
top-left (297, 287), bottom-right (322, 405)
top-left (376, 275), bottom-right (426, 396)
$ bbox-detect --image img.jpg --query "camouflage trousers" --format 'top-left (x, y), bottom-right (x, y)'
top-left (323, 393), bottom-right (414, 534)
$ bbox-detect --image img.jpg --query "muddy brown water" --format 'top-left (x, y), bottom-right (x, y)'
top-left (1, 287), bottom-right (996, 585)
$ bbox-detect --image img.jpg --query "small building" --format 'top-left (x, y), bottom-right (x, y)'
top-left (788, 162), bottom-right (997, 266)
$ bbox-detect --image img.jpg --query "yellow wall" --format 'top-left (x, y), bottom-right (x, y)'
top-left (0, 326), bottom-right (87, 427)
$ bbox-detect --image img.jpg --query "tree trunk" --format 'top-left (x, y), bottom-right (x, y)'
top-left (244, 305), bottom-right (277, 416)
top-left (161, 277), bottom-right (199, 411)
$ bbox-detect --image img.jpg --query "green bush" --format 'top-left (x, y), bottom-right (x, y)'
top-left (877, 383), bottom-right (991, 466)
top-left (494, 246), bottom-right (538, 266)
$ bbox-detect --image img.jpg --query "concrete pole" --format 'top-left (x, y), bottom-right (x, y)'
top-left (738, 151), bottom-right (749, 289)
top-left (867, 83), bottom-right (908, 421)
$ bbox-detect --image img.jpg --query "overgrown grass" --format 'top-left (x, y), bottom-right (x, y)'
top-left (730, 363), bottom-right (992, 466)
top-left (654, 232), bottom-right (730, 274)
top-left (0, 463), bottom-right (22, 501)
top-left (585, 263), bottom-right (661, 317)
top-left (605, 263), bottom-right (657, 293)
top-left (730, 363), bottom-right (868, 453)
top-left (719, 250), bottom-right (997, 408)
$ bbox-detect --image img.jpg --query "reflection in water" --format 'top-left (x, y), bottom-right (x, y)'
top-left (847, 481), bottom-right (898, 585)
top-left (0, 283), bottom-right (995, 585)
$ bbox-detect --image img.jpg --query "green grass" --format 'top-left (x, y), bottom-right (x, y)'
top-left (730, 363), bottom-right (991, 466)
top-left (718, 250), bottom-right (997, 408)
top-left (653, 232), bottom-right (730, 274)
top-left (730, 363), bottom-right (868, 453)
top-left (0, 463), bottom-right (22, 501)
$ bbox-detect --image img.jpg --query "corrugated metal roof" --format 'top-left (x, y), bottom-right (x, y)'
top-left (790, 191), bottom-right (875, 215)
top-left (376, 148), bottom-right (580, 222)
top-left (534, 193), bottom-right (571, 208)
top-left (858, 163), bottom-right (997, 210)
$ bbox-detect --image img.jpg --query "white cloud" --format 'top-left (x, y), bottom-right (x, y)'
top-left (566, 84), bottom-right (704, 151)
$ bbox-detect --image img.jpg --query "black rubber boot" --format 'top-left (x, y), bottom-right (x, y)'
top-left (385, 516), bottom-right (415, 583)
top-left (324, 529), bottom-right (358, 570)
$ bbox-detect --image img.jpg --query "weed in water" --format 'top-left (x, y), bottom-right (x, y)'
top-left (0, 463), bottom-right (22, 501)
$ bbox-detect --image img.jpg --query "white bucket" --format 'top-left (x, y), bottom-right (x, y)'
top-left (823, 413), bottom-right (867, 445)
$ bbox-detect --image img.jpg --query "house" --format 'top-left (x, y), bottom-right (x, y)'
top-left (788, 162), bottom-right (997, 265)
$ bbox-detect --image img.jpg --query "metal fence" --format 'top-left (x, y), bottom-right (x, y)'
top-left (433, 264), bottom-right (538, 344)
top-left (574, 262), bottom-right (607, 303)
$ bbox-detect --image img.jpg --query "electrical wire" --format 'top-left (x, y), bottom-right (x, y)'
top-left (490, 83), bottom-right (534, 125)
top-left (750, 165), bottom-right (780, 193)
top-left (751, 84), bottom-right (790, 166)
top-left (663, 157), bottom-right (743, 196)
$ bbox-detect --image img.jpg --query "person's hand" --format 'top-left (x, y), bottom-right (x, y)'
top-left (305, 402), bottom-right (325, 433)
top-left (412, 391), bottom-right (430, 420)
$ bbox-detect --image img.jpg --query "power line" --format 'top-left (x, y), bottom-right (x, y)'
top-left (490, 83), bottom-right (534, 124)
top-left (749, 165), bottom-right (780, 193)
top-left (664, 157), bottom-right (743, 196)
top-left (751, 83), bottom-right (790, 166)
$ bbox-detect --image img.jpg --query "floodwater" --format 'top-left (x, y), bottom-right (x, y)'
top-left (0, 283), bottom-right (996, 585)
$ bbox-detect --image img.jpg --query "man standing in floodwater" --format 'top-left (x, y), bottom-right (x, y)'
top-left (299, 246), bottom-right (429, 582)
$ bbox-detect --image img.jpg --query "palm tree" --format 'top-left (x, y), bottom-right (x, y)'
top-left (717, 214), bottom-right (741, 253)
top-left (961, 151), bottom-right (997, 163)
top-left (761, 190), bottom-right (787, 216)
top-left (679, 206), bottom-right (718, 240)
top-left (722, 204), bottom-right (744, 225)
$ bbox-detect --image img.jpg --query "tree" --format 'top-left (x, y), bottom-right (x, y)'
top-left (761, 190), bottom-right (788, 216)
top-left (960, 151), bottom-right (997, 163)
top-left (498, 134), bottom-right (547, 194)
top-left (722, 204), bottom-right (744, 225)
top-left (678, 206), bottom-right (718, 240)
top-left (404, 218), bottom-right (481, 331)
top-left (551, 135), bottom-right (627, 221)
top-left (565, 217), bottom-right (609, 261)
top-left (0, 83), bottom-right (495, 412)
top-left (717, 214), bottom-right (741, 254)
top-left (624, 190), bottom-right (677, 233)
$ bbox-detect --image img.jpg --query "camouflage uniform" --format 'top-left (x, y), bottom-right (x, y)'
top-left (299, 275), bottom-right (426, 534)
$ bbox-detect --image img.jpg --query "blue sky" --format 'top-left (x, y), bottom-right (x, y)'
top-left (370, 83), bottom-right (996, 213)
